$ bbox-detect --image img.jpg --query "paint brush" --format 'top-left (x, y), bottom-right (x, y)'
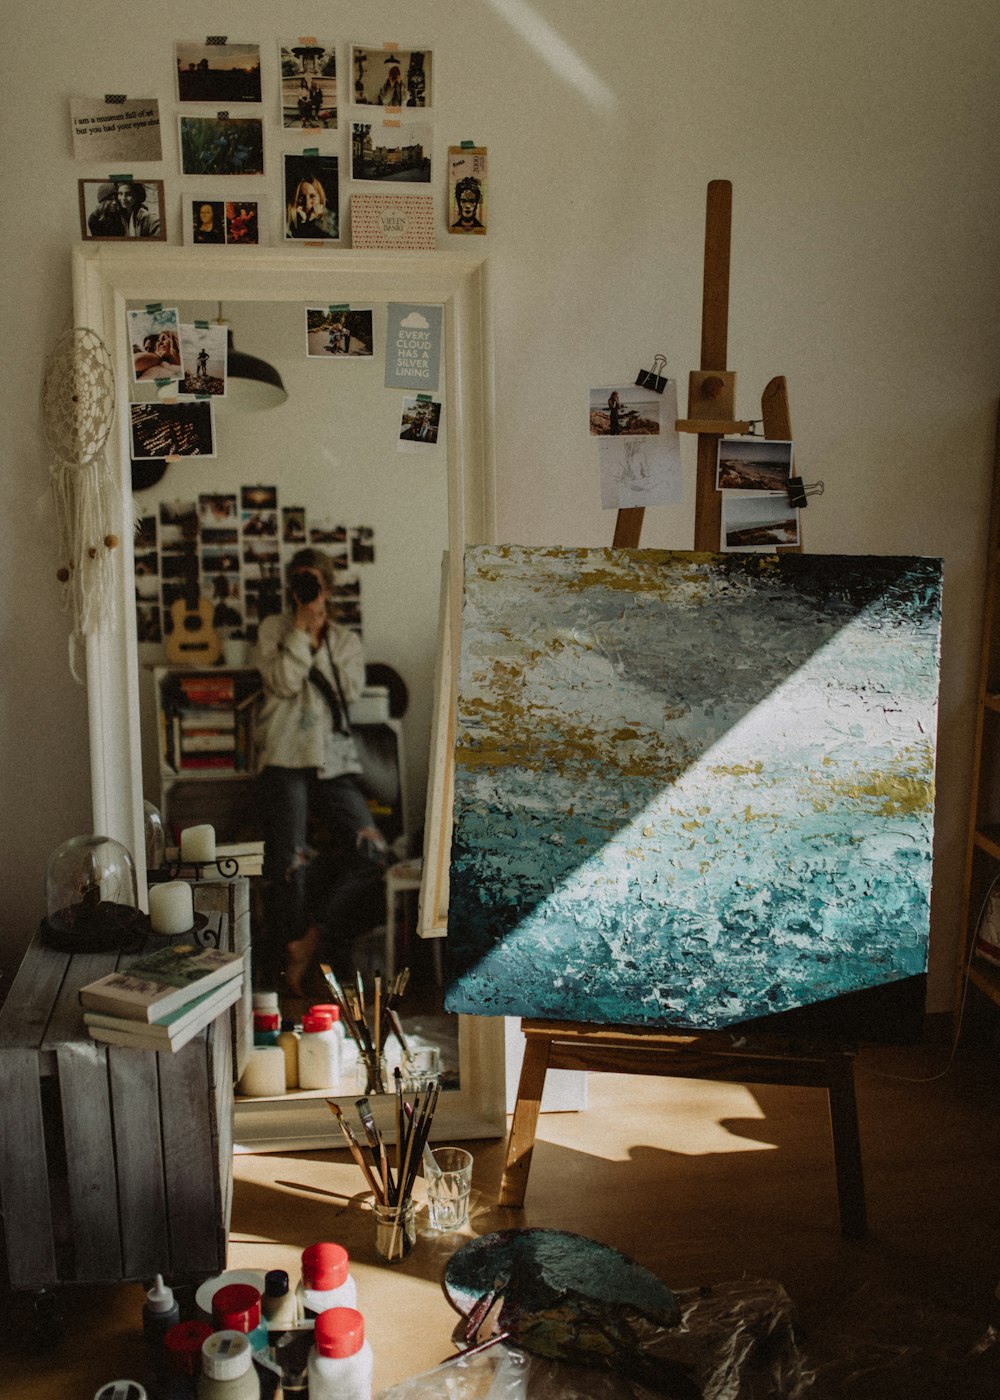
top-left (325, 1099), bottom-right (384, 1203)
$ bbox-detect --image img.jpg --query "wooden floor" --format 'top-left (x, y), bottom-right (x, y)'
top-left (4, 1038), bottom-right (1000, 1397)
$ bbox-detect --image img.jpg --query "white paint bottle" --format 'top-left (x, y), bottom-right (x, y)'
top-left (197, 1331), bottom-right (260, 1398)
top-left (297, 1011), bottom-right (341, 1090)
top-left (307, 1308), bottom-right (373, 1400)
top-left (295, 1242), bottom-right (357, 1318)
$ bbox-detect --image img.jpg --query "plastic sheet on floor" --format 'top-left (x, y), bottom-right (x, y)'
top-left (376, 1276), bottom-right (999, 1400)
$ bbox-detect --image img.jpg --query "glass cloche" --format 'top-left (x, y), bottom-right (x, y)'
top-left (144, 800), bottom-right (166, 872)
top-left (42, 834), bottom-right (145, 952)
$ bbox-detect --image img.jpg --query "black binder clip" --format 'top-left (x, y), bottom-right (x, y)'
top-left (635, 354), bottom-right (668, 394)
top-left (787, 477), bottom-right (824, 509)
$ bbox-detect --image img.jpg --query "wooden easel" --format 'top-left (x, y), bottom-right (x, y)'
top-left (499, 181), bottom-right (866, 1239)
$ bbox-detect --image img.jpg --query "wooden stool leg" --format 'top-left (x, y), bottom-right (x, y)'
top-left (826, 1057), bottom-right (867, 1239)
top-left (498, 1033), bottom-right (551, 1208)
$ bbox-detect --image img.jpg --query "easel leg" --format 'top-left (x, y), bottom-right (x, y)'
top-left (826, 1057), bottom-right (867, 1239)
top-left (498, 1032), bottom-right (551, 1208)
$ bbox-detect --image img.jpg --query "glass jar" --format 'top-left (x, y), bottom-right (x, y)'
top-left (372, 1198), bottom-right (416, 1264)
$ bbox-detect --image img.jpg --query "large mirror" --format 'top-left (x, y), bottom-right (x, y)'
top-left (72, 244), bottom-right (505, 1147)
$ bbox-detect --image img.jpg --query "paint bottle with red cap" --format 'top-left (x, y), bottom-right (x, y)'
top-left (307, 1308), bottom-right (373, 1400)
top-left (295, 1242), bottom-right (357, 1319)
top-left (298, 1010), bottom-right (341, 1089)
top-left (211, 1283), bottom-right (269, 1354)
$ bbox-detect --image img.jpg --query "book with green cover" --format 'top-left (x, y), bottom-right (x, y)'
top-left (83, 975), bottom-right (243, 1041)
top-left (78, 943), bottom-right (244, 1022)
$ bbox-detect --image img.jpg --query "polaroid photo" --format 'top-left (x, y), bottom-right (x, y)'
top-left (187, 199), bottom-right (226, 245)
top-left (284, 153), bottom-right (340, 240)
top-left (71, 98), bottom-right (162, 163)
top-left (134, 548), bottom-right (159, 585)
top-left (242, 485), bottom-right (277, 513)
top-left (308, 518), bottom-right (341, 546)
top-left (282, 507), bottom-right (307, 544)
top-left (134, 571), bottom-right (159, 603)
top-left (201, 545), bottom-right (241, 575)
top-left (179, 323), bottom-right (228, 397)
top-left (242, 510), bottom-right (278, 540)
top-left (716, 438), bottom-right (794, 492)
top-left (351, 120), bottom-right (432, 182)
top-left (350, 527), bottom-right (375, 564)
top-left (280, 40), bottom-right (337, 128)
top-left (211, 587), bottom-right (244, 638)
top-left (199, 494), bottom-right (238, 530)
top-left (599, 381), bottom-right (681, 509)
top-left (350, 46), bottom-right (431, 109)
top-left (331, 599), bottom-right (362, 632)
top-left (135, 604), bottom-right (162, 644)
top-left (589, 385), bottom-right (662, 437)
top-left (243, 541), bottom-right (280, 577)
top-left (304, 306), bottom-right (374, 357)
top-left (225, 201), bottom-right (261, 244)
top-left (130, 402), bottom-right (215, 460)
top-left (722, 494), bottom-right (800, 551)
top-left (448, 146), bottom-right (487, 234)
top-left (80, 179), bottom-right (166, 242)
top-left (398, 398), bottom-right (442, 452)
top-left (175, 42), bottom-right (262, 104)
top-left (179, 116), bottom-right (265, 175)
top-left (158, 501), bottom-right (198, 549)
top-left (127, 307), bottom-right (182, 384)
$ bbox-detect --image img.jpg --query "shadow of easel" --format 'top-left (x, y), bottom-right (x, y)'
top-left (500, 180), bottom-right (866, 1240)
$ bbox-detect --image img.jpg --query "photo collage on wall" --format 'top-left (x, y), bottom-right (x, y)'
top-left (73, 37), bottom-right (487, 247)
top-left (134, 484), bottom-right (375, 649)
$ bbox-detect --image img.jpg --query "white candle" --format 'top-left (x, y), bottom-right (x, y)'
top-left (149, 880), bottom-right (194, 935)
top-left (180, 824), bottom-right (216, 864)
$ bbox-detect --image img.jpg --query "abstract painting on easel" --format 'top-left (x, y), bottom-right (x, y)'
top-left (444, 546), bottom-right (942, 1029)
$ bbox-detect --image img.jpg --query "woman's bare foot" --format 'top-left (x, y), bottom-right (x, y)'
top-left (284, 925), bottom-right (320, 997)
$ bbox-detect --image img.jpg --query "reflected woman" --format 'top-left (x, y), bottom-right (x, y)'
top-left (253, 548), bottom-right (387, 995)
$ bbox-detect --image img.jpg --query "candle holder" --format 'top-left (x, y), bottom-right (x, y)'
top-left (151, 856), bottom-right (243, 883)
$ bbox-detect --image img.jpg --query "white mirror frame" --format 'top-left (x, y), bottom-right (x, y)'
top-left (72, 243), bottom-right (506, 1147)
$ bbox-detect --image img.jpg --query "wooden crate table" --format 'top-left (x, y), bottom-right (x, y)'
top-left (0, 879), bottom-right (250, 1292)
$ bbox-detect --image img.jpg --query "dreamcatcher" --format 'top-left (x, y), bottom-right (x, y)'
top-left (41, 326), bottom-right (120, 679)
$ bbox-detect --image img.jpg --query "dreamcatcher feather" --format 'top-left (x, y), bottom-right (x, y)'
top-left (41, 327), bottom-right (120, 680)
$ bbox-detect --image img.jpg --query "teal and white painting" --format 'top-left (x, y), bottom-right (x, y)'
top-left (444, 546), bottom-right (942, 1029)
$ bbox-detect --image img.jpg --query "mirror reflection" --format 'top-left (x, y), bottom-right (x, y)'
top-left (130, 298), bottom-right (459, 1093)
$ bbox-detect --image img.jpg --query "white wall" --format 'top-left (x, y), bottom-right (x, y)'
top-left (3, 1), bottom-right (1000, 1012)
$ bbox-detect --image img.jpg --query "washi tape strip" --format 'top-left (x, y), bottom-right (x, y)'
top-left (461, 140), bottom-right (475, 148)
top-left (112, 173), bottom-right (134, 183)
top-left (105, 94), bottom-right (127, 105)
top-left (304, 147), bottom-right (320, 156)
top-left (145, 302), bottom-right (163, 313)
top-left (206, 35), bottom-right (228, 45)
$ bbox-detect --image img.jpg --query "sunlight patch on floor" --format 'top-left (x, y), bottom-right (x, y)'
top-left (540, 1078), bottom-right (777, 1159)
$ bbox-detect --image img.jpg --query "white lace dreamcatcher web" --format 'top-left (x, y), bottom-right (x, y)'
top-left (41, 326), bottom-right (120, 679)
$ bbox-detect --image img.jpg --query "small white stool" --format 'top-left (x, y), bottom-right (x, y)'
top-left (384, 859), bottom-right (428, 981)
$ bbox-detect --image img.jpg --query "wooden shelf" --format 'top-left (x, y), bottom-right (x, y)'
top-left (956, 399), bottom-right (1000, 1017)
top-left (969, 958), bottom-right (1000, 1005)
top-left (973, 827), bottom-right (1000, 861)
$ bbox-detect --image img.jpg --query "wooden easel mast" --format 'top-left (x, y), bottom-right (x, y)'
top-left (614, 179), bottom-right (797, 554)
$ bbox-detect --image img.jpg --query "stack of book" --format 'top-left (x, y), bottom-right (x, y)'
top-left (163, 673), bottom-right (258, 774)
top-left (178, 673), bottom-right (237, 771)
top-left (79, 942), bottom-right (244, 1052)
